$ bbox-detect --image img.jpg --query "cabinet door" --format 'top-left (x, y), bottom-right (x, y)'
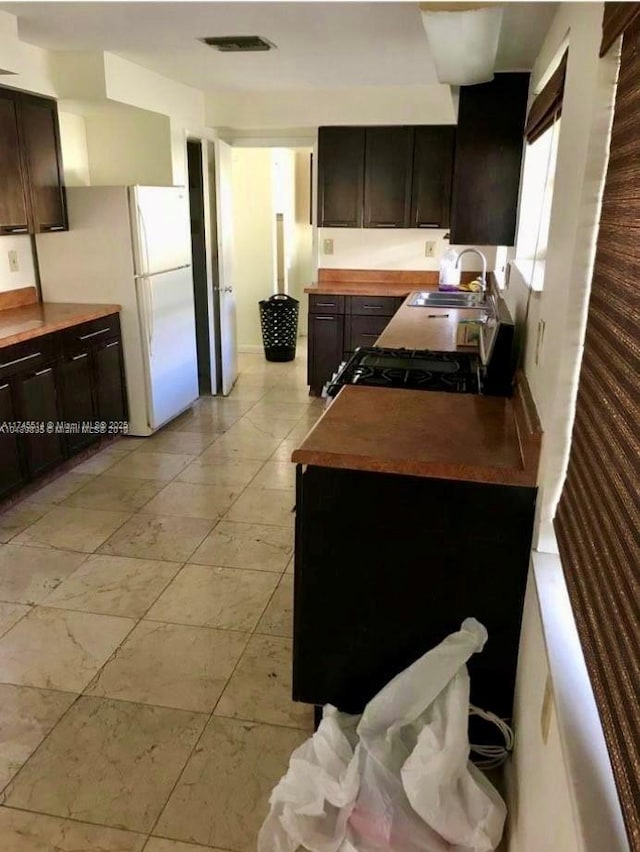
top-left (58, 349), bottom-right (98, 454)
top-left (0, 381), bottom-right (25, 499)
top-left (16, 365), bottom-right (64, 478)
top-left (93, 337), bottom-right (127, 425)
top-left (345, 314), bottom-right (391, 352)
top-left (308, 314), bottom-right (344, 395)
top-left (411, 126), bottom-right (455, 229)
top-left (0, 89), bottom-right (29, 235)
top-left (450, 73), bottom-right (529, 246)
top-left (364, 127), bottom-right (413, 228)
top-left (317, 127), bottom-right (365, 227)
top-left (19, 94), bottom-right (67, 233)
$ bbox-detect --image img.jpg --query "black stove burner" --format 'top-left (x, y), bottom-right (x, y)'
top-left (327, 347), bottom-right (481, 396)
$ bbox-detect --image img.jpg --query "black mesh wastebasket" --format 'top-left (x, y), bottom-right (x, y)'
top-left (259, 294), bottom-right (299, 362)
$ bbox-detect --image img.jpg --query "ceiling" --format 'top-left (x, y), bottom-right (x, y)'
top-left (1, 2), bottom-right (557, 93)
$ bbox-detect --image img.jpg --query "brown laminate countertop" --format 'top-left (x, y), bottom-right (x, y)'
top-left (0, 303), bottom-right (121, 349)
top-left (377, 300), bottom-right (487, 353)
top-left (305, 281), bottom-right (428, 296)
top-left (292, 383), bottom-right (541, 487)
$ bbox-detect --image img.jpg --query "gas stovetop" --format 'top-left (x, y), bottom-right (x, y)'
top-left (327, 347), bottom-right (482, 397)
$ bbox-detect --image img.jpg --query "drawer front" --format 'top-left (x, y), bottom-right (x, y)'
top-left (63, 313), bottom-right (121, 350)
top-left (346, 314), bottom-right (391, 351)
top-left (309, 294), bottom-right (345, 315)
top-left (349, 295), bottom-right (403, 316)
top-left (0, 333), bottom-right (61, 381)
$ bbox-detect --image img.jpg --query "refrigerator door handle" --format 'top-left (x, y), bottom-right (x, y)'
top-left (148, 279), bottom-right (155, 350)
top-left (137, 204), bottom-right (152, 278)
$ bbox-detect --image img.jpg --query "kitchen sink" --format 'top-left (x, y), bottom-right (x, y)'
top-left (408, 291), bottom-right (486, 309)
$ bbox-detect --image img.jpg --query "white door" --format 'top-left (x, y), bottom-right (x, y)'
top-left (137, 267), bottom-right (199, 430)
top-left (214, 139), bottom-right (239, 395)
top-left (130, 186), bottom-right (192, 276)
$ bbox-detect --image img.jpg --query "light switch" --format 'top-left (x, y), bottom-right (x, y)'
top-left (8, 250), bottom-right (19, 273)
top-left (425, 241), bottom-right (436, 258)
top-left (323, 238), bottom-right (334, 255)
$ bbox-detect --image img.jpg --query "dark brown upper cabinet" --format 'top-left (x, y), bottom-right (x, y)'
top-left (411, 126), bottom-right (455, 229)
top-left (363, 126), bottom-right (413, 228)
top-left (450, 73), bottom-right (529, 246)
top-left (0, 85), bottom-right (67, 236)
top-left (317, 127), bottom-right (365, 227)
top-left (0, 89), bottom-right (30, 235)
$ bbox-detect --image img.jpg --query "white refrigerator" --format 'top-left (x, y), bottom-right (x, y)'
top-left (37, 186), bottom-right (200, 436)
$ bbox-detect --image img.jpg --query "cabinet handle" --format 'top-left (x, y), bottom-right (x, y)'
top-left (35, 368), bottom-right (52, 377)
top-left (79, 327), bottom-right (110, 340)
top-left (418, 223), bottom-right (440, 228)
top-left (315, 316), bottom-right (336, 321)
top-left (321, 222), bottom-right (348, 227)
top-left (368, 223), bottom-right (398, 228)
top-left (316, 302), bottom-right (336, 307)
top-left (104, 341), bottom-right (119, 349)
top-left (71, 353), bottom-right (88, 361)
top-left (0, 351), bottom-right (41, 370)
top-left (2, 226), bottom-right (28, 234)
top-left (41, 225), bottom-right (65, 232)
top-left (0, 383), bottom-right (9, 391)
top-left (363, 304), bottom-right (383, 309)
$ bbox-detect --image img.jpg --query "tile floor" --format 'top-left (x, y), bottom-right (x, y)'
top-left (0, 348), bottom-right (325, 851)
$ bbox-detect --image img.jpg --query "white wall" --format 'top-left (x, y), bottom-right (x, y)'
top-left (318, 228), bottom-right (498, 274)
top-left (0, 235), bottom-right (37, 294)
top-left (84, 106), bottom-right (173, 186)
top-left (290, 149), bottom-right (313, 335)
top-left (58, 111), bottom-right (90, 187)
top-left (207, 84), bottom-right (456, 130)
top-left (505, 574), bottom-right (581, 852)
top-left (231, 148), bottom-right (275, 350)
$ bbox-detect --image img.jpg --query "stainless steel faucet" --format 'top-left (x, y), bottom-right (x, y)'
top-left (455, 248), bottom-right (487, 291)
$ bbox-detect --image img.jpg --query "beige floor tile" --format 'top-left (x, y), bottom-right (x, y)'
top-left (100, 514), bottom-right (213, 563)
top-left (251, 461), bottom-right (296, 490)
top-left (104, 452), bottom-right (196, 481)
top-left (12, 507), bottom-right (131, 553)
top-left (147, 565), bottom-right (278, 631)
top-left (0, 602), bottom-right (30, 637)
top-left (25, 473), bottom-right (95, 506)
top-left (87, 621), bottom-right (248, 713)
top-left (269, 439), bottom-right (299, 463)
top-left (224, 488), bottom-right (295, 527)
top-left (71, 447), bottom-right (127, 475)
top-left (112, 436), bottom-right (148, 451)
top-left (201, 433), bottom-right (281, 462)
top-left (215, 635), bottom-right (311, 730)
top-left (132, 430), bottom-right (219, 456)
top-left (191, 521), bottom-right (293, 573)
top-left (241, 414), bottom-right (301, 439)
top-left (256, 575), bottom-right (294, 638)
top-left (0, 545), bottom-right (87, 604)
top-left (63, 475), bottom-right (165, 512)
top-left (0, 503), bottom-right (49, 544)
top-left (261, 385), bottom-right (316, 404)
top-left (249, 402), bottom-right (312, 420)
top-left (0, 684), bottom-right (76, 789)
top-left (285, 556), bottom-right (294, 574)
top-left (146, 840), bottom-right (227, 852)
top-left (42, 554), bottom-right (180, 618)
top-left (0, 607), bottom-right (134, 692)
top-left (0, 807), bottom-right (146, 852)
top-left (2, 696), bottom-right (207, 834)
top-left (175, 458), bottom-right (262, 488)
top-left (155, 717), bottom-right (306, 851)
top-left (142, 482), bottom-right (240, 521)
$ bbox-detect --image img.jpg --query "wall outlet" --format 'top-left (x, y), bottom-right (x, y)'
top-left (540, 674), bottom-right (554, 744)
top-left (424, 241), bottom-right (436, 258)
top-left (8, 250), bottom-right (19, 273)
top-left (323, 238), bottom-right (334, 255)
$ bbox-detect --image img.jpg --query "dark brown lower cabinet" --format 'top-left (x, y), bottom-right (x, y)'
top-left (94, 337), bottom-right (127, 424)
top-left (0, 381), bottom-right (24, 498)
top-left (293, 464), bottom-right (537, 722)
top-left (308, 314), bottom-right (345, 395)
top-left (0, 312), bottom-right (127, 500)
top-left (17, 365), bottom-right (65, 478)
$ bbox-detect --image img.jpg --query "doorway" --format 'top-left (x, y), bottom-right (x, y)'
top-left (187, 139), bottom-right (212, 395)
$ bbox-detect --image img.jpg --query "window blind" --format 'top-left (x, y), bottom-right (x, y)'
top-left (554, 15), bottom-right (640, 849)
top-left (524, 52), bottom-right (567, 144)
top-left (601, 2), bottom-right (640, 57)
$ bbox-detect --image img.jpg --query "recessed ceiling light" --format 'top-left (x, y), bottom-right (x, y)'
top-left (199, 36), bottom-right (276, 52)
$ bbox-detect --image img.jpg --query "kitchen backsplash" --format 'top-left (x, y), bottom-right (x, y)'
top-left (317, 227), bottom-right (498, 272)
top-left (0, 234), bottom-right (37, 294)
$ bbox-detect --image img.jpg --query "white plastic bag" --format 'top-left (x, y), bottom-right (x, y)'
top-left (258, 618), bottom-right (506, 852)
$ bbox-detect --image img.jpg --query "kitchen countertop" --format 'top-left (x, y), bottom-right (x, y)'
top-left (305, 281), bottom-right (427, 296)
top-left (0, 302), bottom-right (121, 349)
top-left (292, 380), bottom-right (541, 486)
top-left (377, 300), bottom-right (487, 353)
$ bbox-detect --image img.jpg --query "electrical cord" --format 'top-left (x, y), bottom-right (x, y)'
top-left (468, 705), bottom-right (515, 770)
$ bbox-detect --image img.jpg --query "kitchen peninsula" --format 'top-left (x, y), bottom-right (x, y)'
top-left (293, 270), bottom-right (541, 724)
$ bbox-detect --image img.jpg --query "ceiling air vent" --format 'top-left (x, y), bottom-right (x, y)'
top-left (200, 35), bottom-right (275, 52)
